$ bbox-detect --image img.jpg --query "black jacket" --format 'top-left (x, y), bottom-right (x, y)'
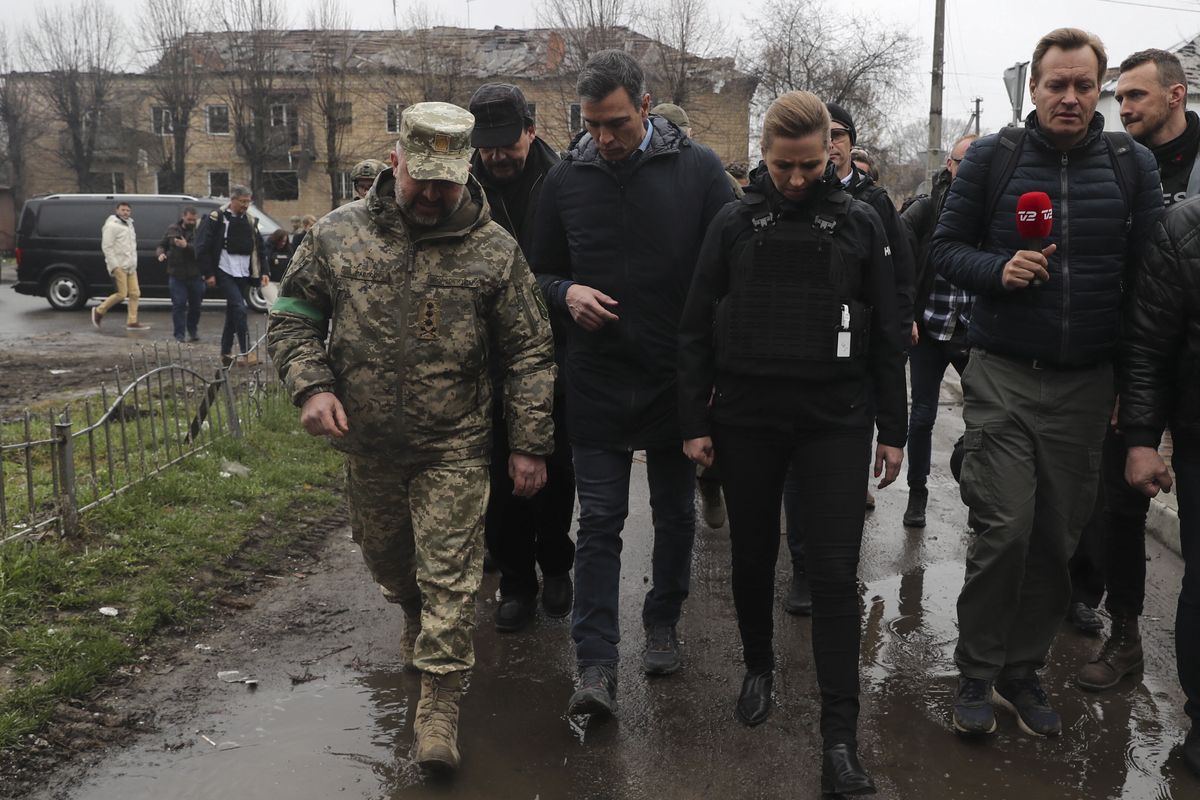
top-left (265, 237), bottom-right (293, 282)
top-left (677, 174), bottom-right (907, 447)
top-left (901, 168), bottom-right (954, 327)
top-left (156, 220), bottom-right (201, 279)
top-left (472, 136), bottom-right (560, 255)
top-left (846, 168), bottom-right (916, 338)
top-left (1119, 195), bottom-right (1200, 447)
top-left (531, 115), bottom-right (735, 449)
top-left (194, 206), bottom-right (266, 279)
top-left (931, 112), bottom-right (1163, 367)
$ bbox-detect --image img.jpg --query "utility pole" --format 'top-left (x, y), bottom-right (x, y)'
top-left (974, 97), bottom-right (982, 135)
top-left (926, 0), bottom-right (946, 189)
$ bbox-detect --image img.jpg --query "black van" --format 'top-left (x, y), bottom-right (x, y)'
top-left (13, 193), bottom-right (282, 313)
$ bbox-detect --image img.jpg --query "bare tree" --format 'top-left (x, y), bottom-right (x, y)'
top-left (537, 0), bottom-right (633, 68)
top-left (641, 0), bottom-right (728, 109)
top-left (212, 0), bottom-right (288, 205)
top-left (139, 0), bottom-right (208, 194)
top-left (395, 3), bottom-right (470, 105)
top-left (747, 0), bottom-right (918, 141)
top-left (308, 0), bottom-right (354, 208)
top-left (0, 26), bottom-right (43, 210)
top-left (24, 0), bottom-right (126, 191)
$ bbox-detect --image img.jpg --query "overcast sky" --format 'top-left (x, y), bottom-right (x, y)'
top-left (7, 0), bottom-right (1200, 138)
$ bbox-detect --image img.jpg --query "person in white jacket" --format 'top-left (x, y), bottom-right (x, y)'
top-left (92, 201), bottom-right (150, 330)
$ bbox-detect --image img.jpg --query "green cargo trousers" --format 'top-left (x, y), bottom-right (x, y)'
top-left (345, 453), bottom-right (490, 675)
top-left (954, 348), bottom-right (1112, 680)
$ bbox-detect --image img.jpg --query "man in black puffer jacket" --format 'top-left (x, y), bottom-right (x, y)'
top-left (931, 27), bottom-right (1163, 740)
top-left (1120, 195), bottom-right (1200, 777)
top-left (531, 50), bottom-right (734, 717)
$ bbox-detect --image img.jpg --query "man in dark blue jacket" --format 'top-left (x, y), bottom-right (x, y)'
top-left (531, 50), bottom-right (734, 717)
top-left (930, 27), bottom-right (1163, 740)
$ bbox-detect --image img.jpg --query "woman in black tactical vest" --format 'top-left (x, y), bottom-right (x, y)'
top-left (678, 91), bottom-right (907, 795)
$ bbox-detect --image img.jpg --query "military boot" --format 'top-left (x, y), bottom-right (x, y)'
top-left (413, 671), bottom-right (464, 773)
top-left (1077, 614), bottom-right (1144, 691)
top-left (400, 600), bottom-right (422, 672)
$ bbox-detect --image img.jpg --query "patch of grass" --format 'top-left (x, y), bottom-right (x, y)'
top-left (0, 398), bottom-right (343, 750)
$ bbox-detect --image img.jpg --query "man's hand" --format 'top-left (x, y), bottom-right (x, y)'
top-left (565, 283), bottom-right (619, 331)
top-left (205, 275), bottom-right (216, 288)
top-left (157, 253), bottom-right (167, 262)
top-left (173, 237), bottom-right (187, 248)
top-left (260, 274), bottom-right (270, 287)
top-left (683, 436), bottom-right (714, 468)
top-left (1126, 446), bottom-right (1172, 497)
top-left (1001, 244), bottom-right (1055, 290)
top-left (910, 322), bottom-right (919, 347)
top-left (874, 444), bottom-right (904, 489)
top-left (300, 391), bottom-right (349, 438)
top-left (509, 453), bottom-right (547, 497)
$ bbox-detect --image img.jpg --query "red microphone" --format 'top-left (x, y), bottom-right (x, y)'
top-left (1016, 191), bottom-right (1053, 251)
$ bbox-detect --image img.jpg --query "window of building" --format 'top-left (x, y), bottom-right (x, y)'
top-left (152, 107), bottom-right (173, 135)
top-left (337, 171), bottom-right (353, 201)
top-left (527, 102), bottom-right (537, 125)
top-left (570, 103), bottom-right (581, 132)
top-left (333, 101), bottom-right (353, 127)
top-left (262, 170), bottom-right (299, 201)
top-left (208, 170), bottom-right (230, 197)
top-left (270, 103), bottom-right (293, 128)
top-left (88, 172), bottom-right (126, 193)
top-left (207, 105), bottom-right (230, 135)
top-left (386, 103), bottom-right (403, 134)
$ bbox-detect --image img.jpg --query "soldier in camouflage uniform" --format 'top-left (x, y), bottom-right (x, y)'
top-left (350, 158), bottom-right (389, 200)
top-left (267, 102), bottom-right (556, 774)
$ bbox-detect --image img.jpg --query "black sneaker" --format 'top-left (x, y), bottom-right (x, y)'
top-left (494, 596), bottom-right (535, 633)
top-left (642, 624), bottom-right (682, 675)
top-left (567, 665), bottom-right (617, 717)
top-left (1067, 601), bottom-right (1104, 635)
top-left (952, 677), bottom-right (997, 735)
top-left (784, 571), bottom-right (812, 616)
top-left (993, 676), bottom-right (1062, 737)
top-left (541, 573), bottom-right (573, 618)
top-left (903, 485), bottom-right (928, 528)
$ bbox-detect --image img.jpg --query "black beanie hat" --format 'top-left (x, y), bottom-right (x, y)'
top-left (825, 101), bottom-right (857, 145)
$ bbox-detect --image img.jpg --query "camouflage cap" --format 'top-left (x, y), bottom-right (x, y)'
top-left (351, 158), bottom-right (389, 181)
top-left (399, 102), bottom-right (475, 185)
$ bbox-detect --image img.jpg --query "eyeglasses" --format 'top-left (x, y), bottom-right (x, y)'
top-left (831, 128), bottom-right (851, 142)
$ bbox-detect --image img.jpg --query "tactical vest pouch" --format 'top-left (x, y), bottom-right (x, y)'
top-left (224, 215), bottom-right (255, 255)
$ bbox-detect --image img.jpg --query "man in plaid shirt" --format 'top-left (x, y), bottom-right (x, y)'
top-left (900, 134), bottom-right (977, 528)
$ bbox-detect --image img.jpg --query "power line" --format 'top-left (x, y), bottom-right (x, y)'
top-left (1095, 0), bottom-right (1200, 11)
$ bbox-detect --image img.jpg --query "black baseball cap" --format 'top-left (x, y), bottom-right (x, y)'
top-left (468, 84), bottom-right (533, 148)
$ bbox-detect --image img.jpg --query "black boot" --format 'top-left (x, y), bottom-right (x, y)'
top-left (821, 743), bottom-right (876, 795)
top-left (1182, 725), bottom-right (1200, 778)
top-left (734, 669), bottom-right (773, 726)
top-left (903, 485), bottom-right (928, 528)
top-left (785, 571), bottom-right (812, 616)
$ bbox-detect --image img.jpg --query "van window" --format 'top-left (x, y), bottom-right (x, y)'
top-left (132, 204), bottom-right (185, 242)
top-left (36, 202), bottom-right (111, 238)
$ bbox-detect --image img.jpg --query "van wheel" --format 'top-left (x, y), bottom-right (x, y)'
top-left (46, 271), bottom-right (87, 311)
top-left (245, 284), bottom-right (269, 314)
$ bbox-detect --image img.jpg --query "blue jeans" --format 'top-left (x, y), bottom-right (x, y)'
top-left (168, 276), bottom-right (206, 341)
top-left (907, 331), bottom-right (970, 487)
top-left (1175, 437), bottom-right (1200, 724)
top-left (570, 444), bottom-right (696, 666)
top-left (215, 270), bottom-right (249, 357)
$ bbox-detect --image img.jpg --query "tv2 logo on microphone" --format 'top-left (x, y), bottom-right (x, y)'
top-left (1017, 208), bottom-right (1053, 223)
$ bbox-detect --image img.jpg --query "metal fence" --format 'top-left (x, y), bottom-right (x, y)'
top-left (0, 329), bottom-right (282, 543)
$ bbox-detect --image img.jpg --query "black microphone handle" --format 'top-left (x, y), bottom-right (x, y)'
top-left (1023, 237), bottom-right (1044, 286)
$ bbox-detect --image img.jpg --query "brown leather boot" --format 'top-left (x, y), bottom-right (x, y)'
top-left (413, 671), bottom-right (464, 773)
top-left (1077, 614), bottom-right (1144, 691)
top-left (400, 600), bottom-right (422, 672)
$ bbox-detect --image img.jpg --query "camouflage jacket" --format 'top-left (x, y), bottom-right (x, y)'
top-left (267, 171), bottom-right (556, 463)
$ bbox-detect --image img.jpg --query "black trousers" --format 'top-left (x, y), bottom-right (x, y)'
top-left (484, 402), bottom-right (576, 600)
top-left (1068, 426), bottom-right (1151, 616)
top-left (712, 422), bottom-right (871, 747)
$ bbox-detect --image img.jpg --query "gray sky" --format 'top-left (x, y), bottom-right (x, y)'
top-left (8, 0), bottom-right (1200, 138)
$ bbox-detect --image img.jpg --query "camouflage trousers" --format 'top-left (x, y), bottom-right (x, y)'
top-left (345, 453), bottom-right (489, 674)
